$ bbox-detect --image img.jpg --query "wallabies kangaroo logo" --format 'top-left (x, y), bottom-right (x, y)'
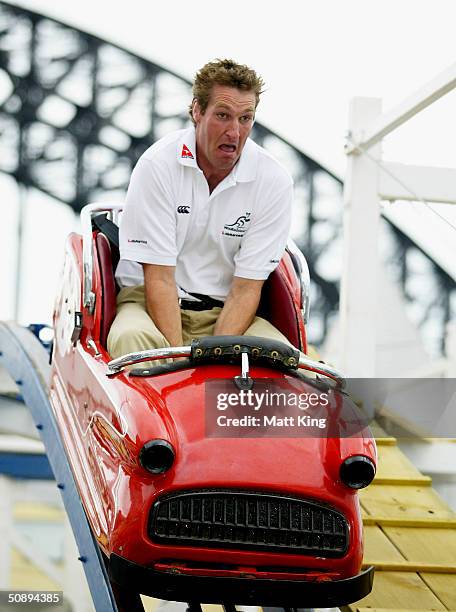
top-left (223, 212), bottom-right (251, 236)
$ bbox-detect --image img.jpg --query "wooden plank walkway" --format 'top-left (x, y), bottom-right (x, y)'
top-left (352, 435), bottom-right (456, 611)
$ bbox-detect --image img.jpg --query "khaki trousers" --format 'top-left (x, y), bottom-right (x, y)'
top-left (107, 285), bottom-right (292, 364)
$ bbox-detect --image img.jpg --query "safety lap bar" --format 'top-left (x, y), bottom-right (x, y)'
top-left (106, 346), bottom-right (191, 376)
top-left (106, 337), bottom-right (345, 388)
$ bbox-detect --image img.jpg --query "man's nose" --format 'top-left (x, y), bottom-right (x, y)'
top-left (225, 119), bottom-right (240, 140)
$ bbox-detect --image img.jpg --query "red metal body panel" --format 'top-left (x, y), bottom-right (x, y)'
top-left (50, 231), bottom-right (376, 587)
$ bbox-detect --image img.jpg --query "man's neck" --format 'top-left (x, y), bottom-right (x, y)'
top-left (196, 147), bottom-right (233, 194)
top-left (205, 170), bottom-right (230, 194)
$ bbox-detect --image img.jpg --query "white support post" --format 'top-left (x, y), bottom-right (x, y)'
top-left (339, 66), bottom-right (456, 378)
top-left (340, 97), bottom-right (382, 377)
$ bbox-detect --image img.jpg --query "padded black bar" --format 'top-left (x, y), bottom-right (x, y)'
top-left (190, 335), bottom-right (300, 370)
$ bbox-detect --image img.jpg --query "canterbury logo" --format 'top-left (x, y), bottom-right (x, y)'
top-left (177, 205), bottom-right (190, 214)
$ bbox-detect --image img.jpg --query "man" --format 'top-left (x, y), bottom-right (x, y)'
top-left (107, 59), bottom-right (293, 362)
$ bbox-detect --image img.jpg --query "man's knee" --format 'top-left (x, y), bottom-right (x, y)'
top-left (244, 317), bottom-right (293, 347)
top-left (107, 309), bottom-right (168, 359)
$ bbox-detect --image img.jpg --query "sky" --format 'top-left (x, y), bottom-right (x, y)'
top-left (8, 0), bottom-right (456, 176)
top-left (1, 0), bottom-right (456, 325)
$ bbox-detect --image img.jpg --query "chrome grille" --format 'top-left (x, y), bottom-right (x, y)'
top-left (149, 491), bottom-right (348, 557)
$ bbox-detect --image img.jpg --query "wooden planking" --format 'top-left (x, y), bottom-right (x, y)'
top-left (420, 574), bottom-right (456, 610)
top-left (353, 572), bottom-right (447, 609)
top-left (375, 438), bottom-right (398, 446)
top-left (352, 436), bottom-right (456, 611)
top-left (360, 484), bottom-right (455, 520)
top-left (374, 444), bottom-right (424, 480)
top-left (362, 516), bottom-right (456, 528)
top-left (373, 477), bottom-right (432, 486)
top-left (382, 527), bottom-right (456, 565)
top-left (363, 525), bottom-right (405, 562)
top-left (363, 562), bottom-right (456, 574)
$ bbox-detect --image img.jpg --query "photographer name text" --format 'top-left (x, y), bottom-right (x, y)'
top-left (217, 414), bottom-right (327, 428)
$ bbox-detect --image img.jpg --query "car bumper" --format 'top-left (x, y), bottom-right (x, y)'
top-left (109, 554), bottom-right (374, 607)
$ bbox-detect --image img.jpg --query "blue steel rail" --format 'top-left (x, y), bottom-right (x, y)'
top-left (0, 321), bottom-right (118, 612)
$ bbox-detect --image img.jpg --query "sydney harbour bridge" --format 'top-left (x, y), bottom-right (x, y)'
top-left (0, 1), bottom-right (454, 355)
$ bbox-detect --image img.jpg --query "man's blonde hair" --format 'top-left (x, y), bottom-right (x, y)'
top-left (189, 58), bottom-right (265, 124)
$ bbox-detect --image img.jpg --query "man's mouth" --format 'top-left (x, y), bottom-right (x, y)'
top-left (219, 144), bottom-right (237, 153)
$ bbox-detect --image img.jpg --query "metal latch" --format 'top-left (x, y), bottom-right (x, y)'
top-left (234, 350), bottom-right (254, 391)
top-left (71, 311), bottom-right (83, 345)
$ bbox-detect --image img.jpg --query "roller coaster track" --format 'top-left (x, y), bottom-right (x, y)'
top-left (0, 321), bottom-right (119, 612)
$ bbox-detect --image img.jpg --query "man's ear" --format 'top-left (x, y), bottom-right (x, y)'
top-left (192, 99), bottom-right (202, 123)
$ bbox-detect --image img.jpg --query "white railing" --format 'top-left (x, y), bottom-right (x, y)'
top-left (340, 62), bottom-right (456, 377)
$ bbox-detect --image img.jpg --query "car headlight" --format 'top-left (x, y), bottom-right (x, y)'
top-left (139, 440), bottom-right (175, 474)
top-left (340, 455), bottom-right (376, 489)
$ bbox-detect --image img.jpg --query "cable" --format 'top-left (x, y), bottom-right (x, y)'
top-left (346, 137), bottom-right (456, 233)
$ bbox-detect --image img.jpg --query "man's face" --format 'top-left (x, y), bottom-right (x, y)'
top-left (193, 84), bottom-right (256, 177)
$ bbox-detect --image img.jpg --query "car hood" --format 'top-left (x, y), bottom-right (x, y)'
top-left (129, 364), bottom-right (372, 506)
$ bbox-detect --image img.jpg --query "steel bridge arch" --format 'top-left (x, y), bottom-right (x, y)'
top-left (0, 1), bottom-right (454, 354)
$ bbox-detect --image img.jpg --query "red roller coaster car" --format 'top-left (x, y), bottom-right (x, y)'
top-left (50, 203), bottom-right (376, 608)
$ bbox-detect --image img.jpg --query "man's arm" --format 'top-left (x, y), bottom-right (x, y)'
top-left (213, 276), bottom-right (264, 336)
top-left (143, 264), bottom-right (183, 347)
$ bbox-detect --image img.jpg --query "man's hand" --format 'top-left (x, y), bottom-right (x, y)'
top-left (214, 276), bottom-right (264, 336)
top-left (143, 264), bottom-right (183, 347)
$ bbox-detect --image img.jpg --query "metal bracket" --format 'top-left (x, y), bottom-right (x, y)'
top-left (71, 311), bottom-right (83, 345)
top-left (234, 351), bottom-right (254, 391)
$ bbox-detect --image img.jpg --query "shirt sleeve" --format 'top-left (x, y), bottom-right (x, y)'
top-left (234, 179), bottom-right (293, 280)
top-left (119, 157), bottom-right (177, 265)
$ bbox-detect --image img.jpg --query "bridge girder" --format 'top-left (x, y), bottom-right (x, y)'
top-left (0, 1), bottom-right (454, 354)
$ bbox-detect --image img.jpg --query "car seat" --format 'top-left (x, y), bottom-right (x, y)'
top-left (93, 216), bottom-right (304, 351)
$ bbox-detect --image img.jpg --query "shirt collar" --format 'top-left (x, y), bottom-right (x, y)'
top-left (177, 126), bottom-right (258, 183)
top-left (231, 137), bottom-right (258, 183)
top-left (177, 127), bottom-right (198, 168)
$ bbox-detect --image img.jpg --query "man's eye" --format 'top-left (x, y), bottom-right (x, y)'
top-left (217, 112), bottom-right (227, 119)
top-left (240, 115), bottom-right (253, 124)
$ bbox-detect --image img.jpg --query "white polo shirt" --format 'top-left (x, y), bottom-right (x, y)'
top-left (116, 126), bottom-right (293, 302)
